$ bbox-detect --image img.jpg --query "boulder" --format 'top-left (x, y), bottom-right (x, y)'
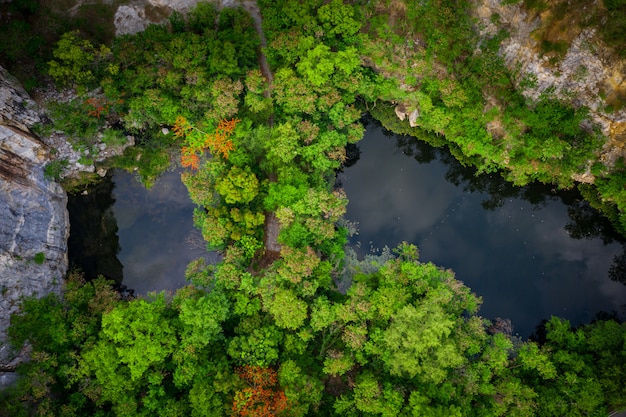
top-left (0, 67), bottom-right (69, 386)
top-left (394, 104), bottom-right (407, 121)
top-left (114, 5), bottom-right (151, 36)
top-left (408, 109), bottom-right (420, 127)
top-left (394, 104), bottom-right (420, 127)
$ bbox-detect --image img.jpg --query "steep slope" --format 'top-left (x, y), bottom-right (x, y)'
top-left (0, 66), bottom-right (68, 386)
top-left (475, 0), bottom-right (626, 177)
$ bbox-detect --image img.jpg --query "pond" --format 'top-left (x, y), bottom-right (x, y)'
top-left (68, 168), bottom-right (218, 295)
top-left (68, 125), bottom-right (626, 337)
top-left (338, 122), bottom-right (626, 338)
top-left (110, 168), bottom-right (219, 295)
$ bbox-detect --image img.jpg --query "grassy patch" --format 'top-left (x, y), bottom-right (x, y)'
top-left (33, 252), bottom-right (45, 265)
top-left (44, 159), bottom-right (69, 180)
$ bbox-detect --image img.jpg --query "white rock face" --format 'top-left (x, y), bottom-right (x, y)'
top-left (0, 68), bottom-right (40, 132)
top-left (0, 67), bottom-right (69, 382)
top-left (475, 0), bottom-right (626, 139)
top-left (114, 5), bottom-right (150, 36)
top-left (472, 0), bottom-right (626, 177)
top-left (114, 0), bottom-right (210, 36)
top-left (148, 0), bottom-right (200, 11)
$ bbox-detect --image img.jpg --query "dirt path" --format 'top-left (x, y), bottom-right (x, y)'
top-left (241, 0), bottom-right (273, 90)
top-left (237, 1), bottom-right (279, 255)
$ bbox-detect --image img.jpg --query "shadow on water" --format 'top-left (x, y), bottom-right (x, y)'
top-left (67, 168), bottom-right (218, 296)
top-left (67, 173), bottom-right (124, 285)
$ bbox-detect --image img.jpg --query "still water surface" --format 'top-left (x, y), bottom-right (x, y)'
top-left (339, 124), bottom-right (626, 337)
top-left (75, 126), bottom-right (626, 337)
top-left (111, 169), bottom-right (217, 295)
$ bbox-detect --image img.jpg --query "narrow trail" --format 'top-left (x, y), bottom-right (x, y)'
top-left (238, 1), bottom-right (280, 256)
top-left (241, 1), bottom-right (273, 92)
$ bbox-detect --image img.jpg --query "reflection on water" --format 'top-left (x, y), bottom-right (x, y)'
top-left (111, 168), bottom-right (219, 295)
top-left (339, 124), bottom-right (626, 338)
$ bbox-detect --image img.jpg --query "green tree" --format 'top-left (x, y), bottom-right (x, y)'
top-left (317, 0), bottom-right (361, 43)
top-left (216, 166), bottom-right (260, 204)
top-left (75, 294), bottom-right (178, 414)
top-left (263, 288), bottom-right (308, 330)
top-left (296, 44), bottom-right (360, 87)
top-left (48, 30), bottom-right (112, 90)
top-left (178, 290), bottom-right (230, 348)
top-left (5, 274), bottom-right (120, 416)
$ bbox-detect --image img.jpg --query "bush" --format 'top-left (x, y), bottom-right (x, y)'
top-left (33, 252), bottom-right (45, 265)
top-left (604, 0), bottom-right (626, 10)
top-left (43, 159), bottom-right (69, 180)
top-left (111, 145), bottom-right (171, 189)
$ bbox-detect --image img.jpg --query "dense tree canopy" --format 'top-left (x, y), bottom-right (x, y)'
top-left (2, 0), bottom-right (626, 416)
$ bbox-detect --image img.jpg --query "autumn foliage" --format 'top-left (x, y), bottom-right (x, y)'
top-left (232, 366), bottom-right (289, 417)
top-left (84, 97), bottom-right (124, 119)
top-left (173, 116), bottom-right (240, 169)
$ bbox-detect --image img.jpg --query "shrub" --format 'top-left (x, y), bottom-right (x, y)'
top-left (43, 159), bottom-right (69, 180)
top-left (33, 252), bottom-right (45, 265)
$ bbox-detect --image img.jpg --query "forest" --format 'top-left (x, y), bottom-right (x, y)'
top-left (1, 0), bottom-right (626, 415)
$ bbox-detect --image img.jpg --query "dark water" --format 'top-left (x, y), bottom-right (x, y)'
top-left (68, 127), bottom-right (626, 336)
top-left (111, 169), bottom-right (218, 294)
top-left (68, 176), bottom-right (123, 283)
top-left (339, 124), bottom-right (626, 337)
top-left (68, 168), bottom-right (217, 295)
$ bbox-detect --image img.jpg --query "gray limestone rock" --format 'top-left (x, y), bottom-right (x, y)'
top-left (0, 66), bottom-right (40, 132)
top-left (32, 84), bottom-right (135, 179)
top-left (114, 0), bottom-right (208, 36)
top-left (408, 109), bottom-right (420, 127)
top-left (394, 104), bottom-right (407, 121)
top-left (114, 5), bottom-right (151, 36)
top-left (393, 105), bottom-right (420, 127)
top-left (474, 0), bottom-right (626, 166)
top-left (0, 66), bottom-right (69, 382)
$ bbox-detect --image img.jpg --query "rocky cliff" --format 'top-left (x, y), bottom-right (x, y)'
top-left (474, 0), bottom-right (626, 179)
top-left (476, 0), bottom-right (621, 106)
top-left (386, 0), bottom-right (626, 184)
top-left (0, 66), bottom-right (69, 387)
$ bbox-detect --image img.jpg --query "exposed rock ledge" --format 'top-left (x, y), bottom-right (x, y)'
top-left (476, 0), bottom-right (626, 172)
top-left (113, 0), bottom-right (243, 36)
top-left (0, 66), bottom-right (69, 387)
top-left (393, 0), bottom-right (626, 183)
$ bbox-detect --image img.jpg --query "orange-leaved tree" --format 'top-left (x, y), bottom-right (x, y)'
top-left (173, 116), bottom-right (240, 169)
top-left (84, 97), bottom-right (124, 119)
top-left (232, 365), bottom-right (289, 417)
